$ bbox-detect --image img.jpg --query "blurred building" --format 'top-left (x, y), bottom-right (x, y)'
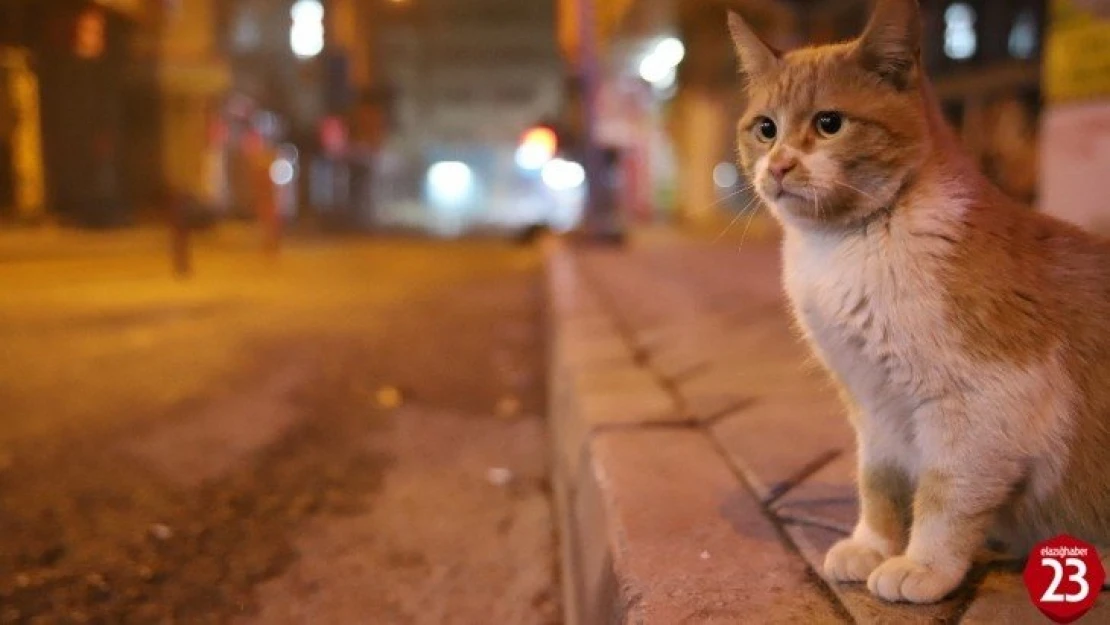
top-left (0, 19), bottom-right (45, 223)
top-left (0, 0), bottom-right (147, 226)
top-left (0, 0), bottom-right (229, 226)
top-left (371, 0), bottom-right (565, 232)
top-left (404, 1), bottom-right (561, 145)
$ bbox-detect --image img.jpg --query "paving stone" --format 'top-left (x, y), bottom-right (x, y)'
top-left (707, 322), bottom-right (812, 365)
top-left (774, 450), bottom-right (858, 535)
top-left (650, 341), bottom-right (713, 381)
top-left (558, 313), bottom-right (622, 343)
top-left (546, 248), bottom-right (602, 318)
top-left (551, 360), bottom-right (677, 494)
top-left (633, 312), bottom-right (739, 353)
top-left (588, 429), bottom-right (848, 624)
top-left (710, 393), bottom-right (851, 499)
top-left (558, 331), bottom-right (633, 369)
top-left (681, 389), bottom-right (758, 424)
top-left (960, 569), bottom-right (1110, 624)
top-left (683, 358), bottom-right (830, 406)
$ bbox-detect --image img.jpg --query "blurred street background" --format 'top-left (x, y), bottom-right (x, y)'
top-left (0, 0), bottom-right (1102, 236)
top-left (0, 0), bottom-right (1108, 622)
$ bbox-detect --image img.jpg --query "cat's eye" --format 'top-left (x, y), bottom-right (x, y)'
top-left (754, 117), bottom-right (777, 143)
top-left (815, 112), bottom-right (844, 137)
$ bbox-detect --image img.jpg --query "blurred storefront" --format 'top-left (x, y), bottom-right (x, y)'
top-left (19, 0), bottom-right (144, 226)
top-left (0, 0), bottom-right (205, 227)
top-left (218, 0), bottom-right (388, 228)
top-left (1039, 0), bottom-right (1110, 232)
top-left (555, 0), bottom-right (674, 227)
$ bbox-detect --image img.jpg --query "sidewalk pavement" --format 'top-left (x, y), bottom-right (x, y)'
top-left (546, 229), bottom-right (1107, 624)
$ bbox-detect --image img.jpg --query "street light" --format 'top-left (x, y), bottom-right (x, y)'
top-left (639, 37), bottom-right (685, 87)
top-left (291, 0), bottom-right (325, 59)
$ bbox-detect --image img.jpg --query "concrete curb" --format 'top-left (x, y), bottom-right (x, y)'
top-left (544, 239), bottom-right (848, 624)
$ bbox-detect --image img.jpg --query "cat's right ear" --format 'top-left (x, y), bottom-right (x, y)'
top-left (727, 11), bottom-right (780, 82)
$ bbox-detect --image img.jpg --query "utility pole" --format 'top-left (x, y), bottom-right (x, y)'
top-left (575, 0), bottom-right (625, 244)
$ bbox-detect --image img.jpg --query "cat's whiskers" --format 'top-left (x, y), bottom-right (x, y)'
top-left (832, 180), bottom-right (881, 204)
top-left (735, 194), bottom-right (763, 252)
top-left (703, 184), bottom-right (754, 214)
top-left (711, 184), bottom-right (758, 243)
top-left (713, 208), bottom-right (749, 244)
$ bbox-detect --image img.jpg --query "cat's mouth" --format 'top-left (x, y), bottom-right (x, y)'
top-left (769, 183), bottom-right (810, 203)
top-left (763, 177), bottom-right (810, 203)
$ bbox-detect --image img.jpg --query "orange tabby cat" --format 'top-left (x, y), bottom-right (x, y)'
top-left (728, 0), bottom-right (1110, 605)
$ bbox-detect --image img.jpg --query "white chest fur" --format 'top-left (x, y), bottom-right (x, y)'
top-left (780, 222), bottom-right (954, 416)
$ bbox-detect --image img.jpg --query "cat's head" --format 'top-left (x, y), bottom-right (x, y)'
top-left (730, 0), bottom-right (930, 228)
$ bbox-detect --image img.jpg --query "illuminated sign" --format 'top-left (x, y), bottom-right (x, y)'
top-left (74, 9), bottom-right (106, 59)
top-left (1045, 0), bottom-right (1110, 103)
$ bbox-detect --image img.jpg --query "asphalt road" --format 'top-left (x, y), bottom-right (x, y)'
top-left (0, 228), bottom-right (558, 624)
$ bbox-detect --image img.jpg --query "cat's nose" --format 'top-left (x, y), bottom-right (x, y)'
top-left (768, 158), bottom-right (797, 183)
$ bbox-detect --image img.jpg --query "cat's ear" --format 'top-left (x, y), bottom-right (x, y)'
top-left (855, 0), bottom-right (922, 89)
top-left (727, 10), bottom-right (780, 82)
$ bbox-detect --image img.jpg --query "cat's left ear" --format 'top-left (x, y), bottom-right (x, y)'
top-left (855, 0), bottom-right (922, 89)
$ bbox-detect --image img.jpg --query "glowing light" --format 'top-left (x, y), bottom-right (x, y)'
top-left (639, 36), bottom-right (686, 85)
top-left (515, 127), bottom-right (558, 170)
top-left (1009, 10), bottom-right (1037, 59)
top-left (542, 159), bottom-right (586, 191)
top-left (427, 161), bottom-right (474, 207)
top-left (270, 159), bottom-right (295, 186)
top-left (290, 0), bottom-right (325, 59)
top-left (639, 54), bottom-right (671, 84)
top-left (713, 162), bottom-right (739, 189)
top-left (291, 0), bottom-right (324, 22)
top-left (944, 3), bottom-right (977, 61)
top-left (655, 67), bottom-right (677, 91)
top-left (655, 38), bottom-right (686, 67)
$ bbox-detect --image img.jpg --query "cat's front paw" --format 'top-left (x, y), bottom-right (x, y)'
top-left (823, 538), bottom-right (886, 583)
top-left (867, 555), bottom-right (965, 604)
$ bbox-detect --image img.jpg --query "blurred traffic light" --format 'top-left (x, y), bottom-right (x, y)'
top-left (515, 125), bottom-right (559, 170)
